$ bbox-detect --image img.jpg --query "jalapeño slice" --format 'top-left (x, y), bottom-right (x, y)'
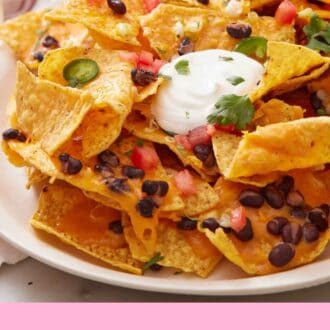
top-left (63, 58), bottom-right (99, 88)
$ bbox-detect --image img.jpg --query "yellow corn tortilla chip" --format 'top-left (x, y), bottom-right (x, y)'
top-left (251, 42), bottom-right (330, 101)
top-left (124, 111), bottom-right (218, 181)
top-left (46, 0), bottom-right (144, 48)
top-left (31, 181), bottom-right (143, 274)
top-left (39, 47), bottom-right (135, 158)
top-left (0, 11), bottom-right (44, 62)
top-left (5, 135), bottom-right (184, 253)
top-left (308, 69), bottom-right (330, 95)
top-left (290, 0), bottom-right (330, 19)
top-left (213, 117), bottom-right (330, 179)
top-left (125, 219), bottom-right (222, 277)
top-left (15, 62), bottom-right (94, 155)
top-left (252, 99), bottom-right (304, 127)
top-left (26, 167), bottom-right (48, 189)
top-left (199, 176), bottom-right (330, 275)
top-left (140, 5), bottom-right (295, 60)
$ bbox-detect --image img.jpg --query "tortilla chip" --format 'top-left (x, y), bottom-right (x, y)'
top-left (124, 111), bottom-right (219, 181)
top-left (290, 0), bottom-right (330, 20)
top-left (0, 11), bottom-right (45, 62)
top-left (252, 99), bottom-right (304, 127)
top-left (46, 0), bottom-right (144, 48)
top-left (26, 167), bottom-right (48, 189)
top-left (39, 47), bottom-right (135, 158)
top-left (308, 70), bottom-right (330, 95)
top-left (15, 62), bottom-right (93, 155)
top-left (83, 191), bottom-right (122, 210)
top-left (199, 177), bottom-right (330, 275)
top-left (125, 219), bottom-right (222, 277)
top-left (140, 5), bottom-right (295, 60)
top-left (251, 42), bottom-right (330, 101)
top-left (213, 117), bottom-right (330, 180)
top-left (30, 181), bottom-right (143, 274)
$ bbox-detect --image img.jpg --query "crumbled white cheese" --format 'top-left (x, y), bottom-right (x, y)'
top-left (173, 21), bottom-right (184, 38)
top-left (185, 20), bottom-right (202, 33)
top-left (225, 0), bottom-right (243, 17)
top-left (116, 23), bottom-right (134, 37)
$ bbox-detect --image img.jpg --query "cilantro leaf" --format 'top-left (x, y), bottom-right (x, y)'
top-left (303, 14), bottom-right (330, 53)
top-left (234, 36), bottom-right (268, 59)
top-left (175, 60), bottom-right (190, 75)
top-left (136, 139), bottom-right (144, 147)
top-left (207, 94), bottom-right (255, 130)
top-left (226, 76), bottom-right (245, 86)
top-left (219, 55), bottom-right (234, 61)
top-left (142, 253), bottom-right (164, 272)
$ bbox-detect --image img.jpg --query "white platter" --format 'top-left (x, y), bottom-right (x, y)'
top-left (1, 0), bottom-right (330, 296)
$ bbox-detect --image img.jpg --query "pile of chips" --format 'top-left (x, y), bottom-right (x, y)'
top-left (1, 0), bottom-right (330, 277)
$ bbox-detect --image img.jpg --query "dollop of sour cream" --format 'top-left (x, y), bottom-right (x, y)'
top-left (151, 49), bottom-right (265, 135)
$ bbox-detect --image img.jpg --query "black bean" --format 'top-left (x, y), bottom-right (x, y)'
top-left (58, 153), bottom-right (82, 175)
top-left (177, 217), bottom-right (197, 230)
top-left (276, 175), bottom-right (294, 196)
top-left (308, 208), bottom-right (328, 232)
top-left (203, 151), bottom-right (216, 168)
top-left (202, 218), bottom-right (220, 232)
top-left (107, 0), bottom-right (127, 14)
top-left (266, 217), bottom-right (289, 235)
top-left (310, 91), bottom-right (324, 111)
top-left (193, 144), bottom-right (212, 162)
top-left (136, 197), bottom-right (158, 218)
top-left (122, 165), bottom-right (145, 179)
top-left (178, 37), bottom-right (194, 55)
top-left (303, 223), bottom-right (320, 243)
top-left (319, 204), bottom-right (330, 217)
top-left (239, 189), bottom-right (264, 208)
top-left (108, 178), bottom-right (130, 193)
top-left (142, 180), bottom-right (169, 197)
top-left (2, 128), bottom-right (27, 142)
top-left (150, 264), bottom-right (163, 271)
top-left (222, 226), bottom-right (232, 234)
top-left (281, 223), bottom-right (302, 245)
top-left (94, 163), bottom-right (114, 178)
top-left (226, 23), bottom-right (252, 39)
top-left (131, 68), bottom-right (157, 86)
top-left (33, 51), bottom-right (45, 62)
top-left (108, 220), bottom-right (123, 234)
top-left (286, 191), bottom-right (305, 208)
top-left (290, 207), bottom-right (307, 219)
top-left (197, 0), bottom-right (209, 4)
top-left (262, 185), bottom-right (284, 209)
top-left (97, 150), bottom-right (120, 168)
top-left (42, 35), bottom-right (59, 48)
top-left (234, 218), bottom-right (253, 241)
top-left (268, 243), bottom-right (295, 267)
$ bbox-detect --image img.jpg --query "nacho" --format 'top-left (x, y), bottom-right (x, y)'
top-left (290, 0), bottom-right (330, 20)
top-left (213, 117), bottom-right (330, 179)
top-left (26, 166), bottom-right (48, 189)
top-left (125, 219), bottom-right (222, 277)
top-left (15, 62), bottom-right (93, 155)
top-left (199, 176), bottom-right (330, 275)
top-left (31, 180), bottom-right (143, 274)
top-left (46, 0), bottom-right (144, 49)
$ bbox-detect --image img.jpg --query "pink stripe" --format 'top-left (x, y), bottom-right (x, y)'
top-left (0, 303), bottom-right (327, 329)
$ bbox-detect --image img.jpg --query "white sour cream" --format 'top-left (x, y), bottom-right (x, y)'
top-left (151, 49), bottom-right (264, 135)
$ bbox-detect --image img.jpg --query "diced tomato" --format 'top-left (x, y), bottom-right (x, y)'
top-left (152, 59), bottom-right (167, 74)
top-left (131, 146), bottom-right (159, 170)
top-left (138, 50), bottom-right (154, 66)
top-left (174, 134), bottom-right (192, 152)
top-left (215, 123), bottom-right (242, 135)
top-left (174, 169), bottom-right (197, 196)
top-left (188, 125), bottom-right (212, 147)
top-left (137, 62), bottom-right (155, 73)
top-left (143, 0), bottom-right (160, 13)
top-left (275, 0), bottom-right (297, 25)
top-left (230, 206), bottom-right (247, 233)
top-left (119, 51), bottom-right (139, 66)
top-left (206, 124), bottom-right (216, 136)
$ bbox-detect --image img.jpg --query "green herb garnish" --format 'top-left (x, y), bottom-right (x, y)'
top-left (124, 150), bottom-right (133, 157)
top-left (234, 36), bottom-right (268, 59)
top-left (158, 73), bottom-right (172, 81)
top-left (63, 58), bottom-right (100, 88)
top-left (136, 139), bottom-right (144, 147)
top-left (316, 108), bottom-right (327, 116)
top-left (303, 14), bottom-right (330, 54)
top-left (142, 253), bottom-right (164, 272)
top-left (175, 59), bottom-right (190, 75)
top-left (219, 55), bottom-right (233, 61)
top-left (226, 76), bottom-right (245, 86)
top-left (207, 94), bottom-right (255, 130)
top-left (185, 111), bottom-right (190, 119)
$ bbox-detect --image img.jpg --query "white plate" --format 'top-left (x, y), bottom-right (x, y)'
top-left (1, 2), bottom-right (330, 296)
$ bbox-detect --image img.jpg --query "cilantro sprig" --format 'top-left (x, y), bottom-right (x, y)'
top-left (142, 252), bottom-right (164, 273)
top-left (226, 76), bottom-right (245, 86)
top-left (234, 36), bottom-right (268, 59)
top-left (303, 14), bottom-right (330, 54)
top-left (207, 94), bottom-right (255, 130)
top-left (175, 60), bottom-right (190, 75)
